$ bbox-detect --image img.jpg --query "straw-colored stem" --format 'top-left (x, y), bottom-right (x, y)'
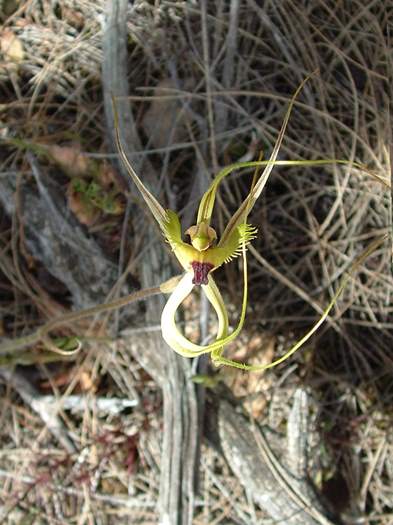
top-left (0, 277), bottom-right (181, 358)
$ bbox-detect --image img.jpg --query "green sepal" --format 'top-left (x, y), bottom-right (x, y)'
top-left (112, 95), bottom-right (167, 226)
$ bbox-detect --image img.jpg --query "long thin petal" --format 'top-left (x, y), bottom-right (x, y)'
top-left (197, 155), bottom-right (388, 232)
top-left (219, 74), bottom-right (312, 246)
top-left (112, 95), bottom-right (167, 227)
top-left (213, 234), bottom-right (388, 370)
top-left (196, 75), bottom-right (312, 229)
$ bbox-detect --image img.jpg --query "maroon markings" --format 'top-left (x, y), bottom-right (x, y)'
top-left (191, 261), bottom-right (214, 285)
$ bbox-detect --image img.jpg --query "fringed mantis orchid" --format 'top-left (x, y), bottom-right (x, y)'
top-left (111, 77), bottom-right (387, 371)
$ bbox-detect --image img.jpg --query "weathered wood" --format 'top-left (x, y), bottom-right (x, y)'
top-left (0, 158), bottom-right (124, 311)
top-left (218, 390), bottom-right (341, 525)
top-left (101, 2), bottom-right (199, 523)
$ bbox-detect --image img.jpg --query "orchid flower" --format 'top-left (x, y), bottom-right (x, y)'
top-left (112, 78), bottom-right (388, 371)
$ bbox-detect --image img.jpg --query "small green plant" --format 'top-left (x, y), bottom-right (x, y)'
top-left (71, 178), bottom-right (122, 215)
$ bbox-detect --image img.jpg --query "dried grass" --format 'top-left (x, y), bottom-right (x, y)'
top-left (0, 0), bottom-right (392, 523)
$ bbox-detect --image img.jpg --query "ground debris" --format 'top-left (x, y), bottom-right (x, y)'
top-left (0, 159), bottom-right (132, 312)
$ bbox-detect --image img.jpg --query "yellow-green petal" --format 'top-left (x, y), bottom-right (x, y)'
top-left (207, 223), bottom-right (257, 268)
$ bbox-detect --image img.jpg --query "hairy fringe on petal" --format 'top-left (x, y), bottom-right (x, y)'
top-left (223, 223), bottom-right (258, 263)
